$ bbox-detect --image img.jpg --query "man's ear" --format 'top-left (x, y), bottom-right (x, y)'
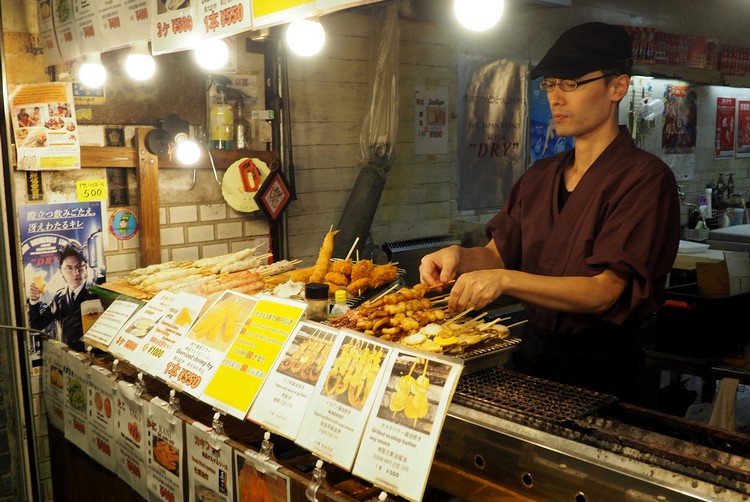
top-left (612, 74), bottom-right (630, 101)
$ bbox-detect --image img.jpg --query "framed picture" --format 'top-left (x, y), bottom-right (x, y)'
top-left (254, 169), bottom-right (292, 222)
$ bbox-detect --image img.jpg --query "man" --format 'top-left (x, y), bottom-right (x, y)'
top-left (28, 242), bottom-right (98, 352)
top-left (419, 22), bottom-right (680, 402)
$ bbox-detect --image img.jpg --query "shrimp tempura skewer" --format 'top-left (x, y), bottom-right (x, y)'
top-left (309, 229), bottom-right (340, 283)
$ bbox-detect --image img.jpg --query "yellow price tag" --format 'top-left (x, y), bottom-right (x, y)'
top-left (76, 179), bottom-right (107, 201)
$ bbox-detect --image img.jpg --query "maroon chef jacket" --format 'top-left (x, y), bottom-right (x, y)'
top-left (485, 128), bottom-right (681, 400)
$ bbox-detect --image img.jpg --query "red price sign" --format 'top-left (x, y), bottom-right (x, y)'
top-left (107, 16), bottom-right (121, 29)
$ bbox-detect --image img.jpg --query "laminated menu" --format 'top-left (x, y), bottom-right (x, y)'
top-left (295, 330), bottom-right (393, 471)
top-left (114, 379), bottom-right (149, 499)
top-left (63, 350), bottom-right (89, 454)
top-left (247, 321), bottom-right (342, 440)
top-left (108, 290), bottom-right (177, 362)
top-left (82, 296), bottom-right (142, 351)
top-left (43, 339), bottom-right (66, 431)
top-left (146, 396), bottom-right (185, 502)
top-left (235, 449), bottom-right (290, 501)
top-left (352, 351), bottom-right (463, 502)
top-left (200, 294), bottom-right (306, 420)
top-left (185, 420), bottom-right (235, 502)
top-left (155, 290), bottom-right (257, 398)
top-left (86, 364), bottom-right (117, 472)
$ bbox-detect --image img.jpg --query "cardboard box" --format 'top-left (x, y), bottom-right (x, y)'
top-left (696, 251), bottom-right (750, 296)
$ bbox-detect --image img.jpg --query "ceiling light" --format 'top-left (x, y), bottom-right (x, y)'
top-left (78, 53), bottom-right (107, 88)
top-left (286, 19), bottom-right (325, 57)
top-left (125, 41), bottom-right (156, 81)
top-left (194, 38), bottom-right (229, 71)
top-left (174, 133), bottom-right (201, 165)
top-left (454, 0), bottom-right (504, 32)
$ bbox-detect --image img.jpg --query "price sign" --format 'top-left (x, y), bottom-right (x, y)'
top-left (76, 179), bottom-right (107, 201)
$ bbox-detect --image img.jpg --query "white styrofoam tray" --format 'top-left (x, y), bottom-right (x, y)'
top-left (678, 240), bottom-right (711, 254)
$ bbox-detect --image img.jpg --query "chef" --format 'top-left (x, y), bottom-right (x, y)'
top-left (419, 22), bottom-right (681, 403)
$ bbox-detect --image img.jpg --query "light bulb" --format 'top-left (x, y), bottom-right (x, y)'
top-left (78, 54), bottom-right (107, 88)
top-left (174, 133), bottom-right (201, 165)
top-left (193, 38), bottom-right (229, 71)
top-left (454, 0), bottom-right (504, 32)
top-left (125, 42), bottom-right (155, 81)
top-left (286, 19), bottom-right (325, 57)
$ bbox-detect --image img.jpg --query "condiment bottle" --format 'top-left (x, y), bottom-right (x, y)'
top-left (209, 87), bottom-right (234, 150)
top-left (329, 289), bottom-right (350, 317)
top-left (234, 96), bottom-right (251, 149)
top-left (305, 283), bottom-right (329, 322)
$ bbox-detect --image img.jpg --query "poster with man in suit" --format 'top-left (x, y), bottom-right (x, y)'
top-left (19, 201), bottom-right (106, 363)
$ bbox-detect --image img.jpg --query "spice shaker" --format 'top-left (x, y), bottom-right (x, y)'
top-left (305, 283), bottom-right (329, 322)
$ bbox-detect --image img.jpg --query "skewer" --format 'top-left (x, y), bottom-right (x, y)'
top-left (344, 237), bottom-right (360, 261)
top-left (478, 316), bottom-right (510, 330)
top-left (429, 293), bottom-right (450, 304)
top-left (428, 279), bottom-right (455, 290)
top-left (444, 307), bottom-right (474, 324)
top-left (506, 319), bottom-right (529, 329)
top-left (370, 282), bottom-right (400, 302)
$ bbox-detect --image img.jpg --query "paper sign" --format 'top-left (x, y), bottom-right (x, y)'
top-left (43, 339), bottom-right (67, 431)
top-left (352, 351), bottom-right (463, 502)
top-left (200, 294), bottom-right (306, 420)
top-left (63, 350), bottom-right (90, 454)
top-left (114, 380), bottom-right (149, 499)
top-left (235, 450), bottom-right (290, 501)
top-left (185, 421), bottom-right (234, 502)
top-left (83, 296), bottom-right (142, 351)
top-left (247, 321), bottom-right (341, 440)
top-left (157, 290), bottom-right (256, 398)
top-left (295, 331), bottom-right (392, 471)
top-left (87, 364), bottom-right (117, 471)
top-left (76, 178), bottom-right (107, 201)
top-left (108, 290), bottom-right (177, 365)
top-left (146, 396), bottom-right (185, 502)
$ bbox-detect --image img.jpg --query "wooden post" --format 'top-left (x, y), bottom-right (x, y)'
top-left (136, 128), bottom-right (161, 266)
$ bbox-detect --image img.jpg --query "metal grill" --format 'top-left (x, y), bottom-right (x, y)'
top-left (453, 367), bottom-right (618, 424)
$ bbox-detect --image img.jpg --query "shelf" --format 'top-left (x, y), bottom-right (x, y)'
top-left (79, 145), bottom-right (278, 170)
top-left (632, 63), bottom-right (750, 87)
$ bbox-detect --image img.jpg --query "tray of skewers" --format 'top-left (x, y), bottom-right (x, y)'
top-left (327, 283), bottom-right (526, 371)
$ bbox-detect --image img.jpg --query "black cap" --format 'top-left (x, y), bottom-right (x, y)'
top-left (530, 22), bottom-right (632, 80)
top-left (305, 282), bottom-right (329, 300)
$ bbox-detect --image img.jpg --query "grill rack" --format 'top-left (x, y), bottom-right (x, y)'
top-left (453, 367), bottom-right (618, 425)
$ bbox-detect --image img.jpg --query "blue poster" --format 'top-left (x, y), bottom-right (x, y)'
top-left (529, 77), bottom-right (574, 165)
top-left (19, 201), bottom-right (106, 358)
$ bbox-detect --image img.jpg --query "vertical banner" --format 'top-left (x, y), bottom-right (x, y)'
top-left (38, 0), bottom-right (62, 65)
top-left (414, 85), bottom-right (448, 155)
top-left (737, 100), bottom-right (750, 158)
top-left (715, 97), bottom-right (736, 159)
top-left (661, 83), bottom-right (697, 181)
top-left (457, 56), bottom-right (527, 211)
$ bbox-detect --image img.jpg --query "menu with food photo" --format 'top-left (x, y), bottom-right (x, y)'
top-left (87, 364), bottom-right (117, 472)
top-left (107, 290), bottom-right (178, 365)
top-left (185, 421), bottom-right (235, 502)
top-left (43, 339), bottom-right (67, 432)
top-left (156, 290), bottom-right (257, 399)
top-left (146, 396), bottom-right (186, 502)
top-left (295, 331), bottom-right (393, 471)
top-left (9, 82), bottom-right (80, 171)
top-left (114, 379), bottom-right (149, 499)
top-left (351, 351), bottom-right (463, 502)
top-left (63, 349), bottom-right (90, 454)
top-left (247, 321), bottom-right (343, 441)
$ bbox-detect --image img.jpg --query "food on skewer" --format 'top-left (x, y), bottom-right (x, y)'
top-left (309, 229), bottom-right (340, 283)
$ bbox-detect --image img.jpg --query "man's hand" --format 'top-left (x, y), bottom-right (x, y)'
top-left (419, 245), bottom-right (462, 291)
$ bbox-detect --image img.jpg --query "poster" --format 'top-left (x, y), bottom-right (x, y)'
top-left (9, 82), bottom-right (80, 171)
top-left (457, 56), bottom-right (527, 211)
top-left (715, 97), bottom-right (736, 159)
top-left (19, 201), bottom-right (106, 361)
top-left (662, 83), bottom-right (697, 154)
top-left (529, 77), bottom-right (573, 164)
top-left (414, 85), bottom-right (448, 155)
top-left (737, 100), bottom-right (750, 158)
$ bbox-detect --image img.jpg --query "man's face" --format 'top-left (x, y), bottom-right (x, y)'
top-left (61, 256), bottom-right (86, 288)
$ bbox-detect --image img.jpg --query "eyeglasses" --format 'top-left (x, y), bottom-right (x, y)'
top-left (538, 73), bottom-right (614, 93)
top-left (62, 264), bottom-right (86, 273)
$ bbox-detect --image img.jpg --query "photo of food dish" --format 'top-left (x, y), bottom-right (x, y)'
top-left (21, 128), bottom-right (48, 148)
top-left (166, 0), bottom-right (188, 11)
top-left (55, 0), bottom-right (70, 22)
top-left (45, 116), bottom-right (65, 129)
top-left (127, 318), bottom-right (154, 337)
top-left (15, 128), bottom-right (30, 142)
top-left (195, 484), bottom-right (225, 502)
top-left (153, 436), bottom-right (180, 476)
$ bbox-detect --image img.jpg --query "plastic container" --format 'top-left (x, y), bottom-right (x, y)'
top-left (329, 289), bottom-right (350, 317)
top-left (305, 283), bottom-right (329, 322)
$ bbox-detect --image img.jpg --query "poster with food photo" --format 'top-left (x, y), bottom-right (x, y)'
top-left (42, 339), bottom-right (67, 431)
top-left (185, 421), bottom-right (234, 502)
top-left (114, 379), bottom-right (149, 499)
top-left (9, 82), bottom-right (80, 171)
top-left (63, 350), bottom-right (90, 454)
top-left (87, 364), bottom-right (117, 472)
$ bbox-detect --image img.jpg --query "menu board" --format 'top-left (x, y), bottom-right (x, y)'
top-left (38, 0), bottom-right (62, 65)
top-left (352, 351), bottom-right (463, 502)
top-left (247, 321), bottom-right (341, 440)
top-left (99, 0), bottom-right (151, 50)
top-left (150, 0), bottom-right (252, 56)
top-left (200, 294), bottom-right (306, 420)
top-left (108, 290), bottom-right (176, 364)
top-left (295, 331), bottom-right (392, 471)
top-left (146, 396), bottom-right (186, 502)
top-left (156, 290), bottom-right (257, 398)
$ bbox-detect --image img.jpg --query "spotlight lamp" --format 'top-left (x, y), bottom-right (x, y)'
top-left (286, 18), bottom-right (325, 57)
top-left (454, 0), bottom-right (504, 31)
top-left (78, 53), bottom-right (107, 88)
top-left (125, 41), bottom-right (156, 81)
